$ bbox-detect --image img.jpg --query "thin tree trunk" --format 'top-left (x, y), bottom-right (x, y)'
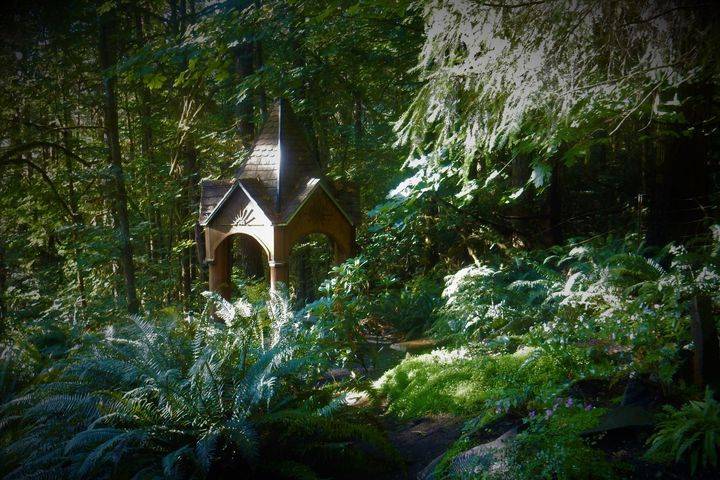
top-left (547, 158), bottom-right (563, 245)
top-left (232, 0), bottom-right (255, 144)
top-left (134, 14), bottom-right (161, 264)
top-left (690, 294), bottom-right (720, 391)
top-left (99, 8), bottom-right (140, 314)
top-left (0, 240), bottom-right (6, 322)
top-left (62, 105), bottom-right (87, 310)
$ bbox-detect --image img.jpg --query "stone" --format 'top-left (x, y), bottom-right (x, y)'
top-left (390, 338), bottom-right (438, 353)
top-left (417, 428), bottom-right (517, 480)
top-left (621, 377), bottom-right (659, 407)
top-left (583, 405), bottom-right (655, 435)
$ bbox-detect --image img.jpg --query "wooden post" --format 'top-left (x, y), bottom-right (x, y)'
top-left (209, 237), bottom-right (232, 300)
top-left (269, 260), bottom-right (289, 290)
top-left (690, 294), bottom-right (720, 390)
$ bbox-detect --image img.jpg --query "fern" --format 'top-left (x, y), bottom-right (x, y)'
top-left (1, 292), bottom-right (396, 479)
top-left (646, 388), bottom-right (720, 474)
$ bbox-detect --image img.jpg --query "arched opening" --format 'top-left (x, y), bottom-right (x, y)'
top-left (210, 232), bottom-right (270, 301)
top-left (289, 233), bottom-right (334, 307)
top-left (231, 234), bottom-right (270, 302)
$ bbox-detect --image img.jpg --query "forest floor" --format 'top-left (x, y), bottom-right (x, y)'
top-left (380, 415), bottom-right (464, 480)
top-left (354, 338), bottom-right (480, 479)
top-left (353, 340), bottom-right (711, 480)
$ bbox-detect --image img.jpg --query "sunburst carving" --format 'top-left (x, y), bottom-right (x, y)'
top-left (233, 207), bottom-right (256, 226)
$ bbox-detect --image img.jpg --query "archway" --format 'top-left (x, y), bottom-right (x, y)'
top-left (232, 234), bottom-right (270, 301)
top-left (209, 233), bottom-right (270, 301)
top-left (289, 233), bottom-right (334, 307)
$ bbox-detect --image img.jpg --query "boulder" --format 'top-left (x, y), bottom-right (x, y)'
top-left (418, 428), bottom-right (517, 480)
top-left (583, 405), bottom-right (655, 435)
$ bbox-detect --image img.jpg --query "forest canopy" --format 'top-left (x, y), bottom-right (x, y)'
top-left (1, 1), bottom-right (719, 479)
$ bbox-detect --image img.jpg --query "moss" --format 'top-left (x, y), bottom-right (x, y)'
top-left (375, 347), bottom-right (588, 419)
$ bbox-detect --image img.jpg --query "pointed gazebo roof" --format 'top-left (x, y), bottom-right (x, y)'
top-left (200, 99), bottom-right (357, 227)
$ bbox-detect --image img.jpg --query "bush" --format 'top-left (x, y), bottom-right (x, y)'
top-left (435, 233), bottom-right (720, 387)
top-left (504, 406), bottom-right (613, 480)
top-left (645, 388), bottom-right (720, 475)
top-left (0, 291), bottom-right (397, 479)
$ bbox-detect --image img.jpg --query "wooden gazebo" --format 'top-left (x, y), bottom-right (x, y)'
top-left (198, 99), bottom-right (358, 299)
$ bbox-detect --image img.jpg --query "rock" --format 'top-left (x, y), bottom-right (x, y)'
top-left (417, 428), bottom-right (517, 480)
top-left (621, 377), bottom-right (659, 407)
top-left (390, 338), bottom-right (438, 353)
top-left (583, 405), bottom-right (655, 435)
top-left (416, 453), bottom-right (443, 480)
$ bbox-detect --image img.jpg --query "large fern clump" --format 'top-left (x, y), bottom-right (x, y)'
top-left (0, 289), bottom-right (396, 479)
top-left (435, 230), bottom-right (720, 385)
top-left (645, 388), bottom-right (720, 474)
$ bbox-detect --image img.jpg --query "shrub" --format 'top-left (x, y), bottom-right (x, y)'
top-left (645, 388), bottom-right (720, 474)
top-left (504, 406), bottom-right (613, 480)
top-left (435, 232), bottom-right (720, 387)
top-left (0, 291), bottom-right (396, 479)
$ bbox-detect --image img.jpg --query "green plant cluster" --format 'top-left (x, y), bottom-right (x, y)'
top-left (645, 387), bottom-right (720, 475)
top-left (375, 346), bottom-right (597, 420)
top-left (369, 228), bottom-right (720, 478)
top-left (436, 234), bottom-right (720, 384)
top-left (0, 290), bottom-right (397, 479)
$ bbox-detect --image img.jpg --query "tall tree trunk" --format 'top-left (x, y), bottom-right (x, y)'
top-left (180, 144), bottom-right (199, 306)
top-left (62, 104), bottom-right (87, 310)
top-left (0, 240), bottom-right (6, 322)
top-left (645, 83), bottom-right (719, 389)
top-left (99, 8), bottom-right (140, 314)
top-left (169, 0), bottom-right (201, 307)
top-left (353, 93), bottom-right (363, 144)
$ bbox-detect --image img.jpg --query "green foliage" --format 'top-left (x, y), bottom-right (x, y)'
top-left (646, 388), bottom-right (720, 474)
top-left (1, 292), bottom-right (396, 479)
top-left (435, 233), bottom-right (720, 386)
top-left (398, 0), bottom-right (720, 179)
top-left (375, 345), bottom-right (592, 420)
top-left (504, 407), bottom-right (613, 480)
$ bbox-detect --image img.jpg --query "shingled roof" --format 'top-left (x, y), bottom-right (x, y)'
top-left (200, 99), bottom-right (357, 227)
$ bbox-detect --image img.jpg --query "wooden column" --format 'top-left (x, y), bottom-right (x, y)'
top-left (332, 227), bottom-right (355, 265)
top-left (209, 236), bottom-right (232, 300)
top-left (269, 260), bottom-right (289, 290)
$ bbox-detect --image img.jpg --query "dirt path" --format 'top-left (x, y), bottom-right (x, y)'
top-left (380, 415), bottom-right (464, 480)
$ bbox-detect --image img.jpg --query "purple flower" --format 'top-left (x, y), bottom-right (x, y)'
top-left (566, 397), bottom-right (574, 408)
top-left (529, 410), bottom-right (536, 418)
top-left (585, 403), bottom-right (593, 411)
top-left (545, 409), bottom-right (553, 419)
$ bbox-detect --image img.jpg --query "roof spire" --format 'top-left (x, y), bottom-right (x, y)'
top-left (235, 98), bottom-right (320, 213)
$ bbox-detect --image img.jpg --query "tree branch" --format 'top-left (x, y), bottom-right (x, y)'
top-left (1, 157), bottom-right (74, 219)
top-left (622, 3), bottom-right (713, 27)
top-left (0, 141), bottom-right (93, 168)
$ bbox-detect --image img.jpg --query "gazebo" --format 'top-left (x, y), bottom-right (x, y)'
top-left (198, 99), bottom-right (358, 299)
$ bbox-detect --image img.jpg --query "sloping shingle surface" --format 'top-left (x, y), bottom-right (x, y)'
top-left (203, 99), bottom-right (358, 227)
top-left (199, 179), bottom-right (234, 224)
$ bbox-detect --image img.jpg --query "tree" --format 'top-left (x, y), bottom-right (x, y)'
top-left (98, 5), bottom-right (139, 314)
